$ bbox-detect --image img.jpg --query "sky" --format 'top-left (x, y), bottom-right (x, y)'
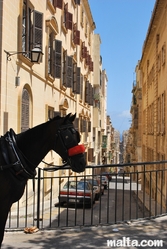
top-left (88, 0), bottom-right (156, 134)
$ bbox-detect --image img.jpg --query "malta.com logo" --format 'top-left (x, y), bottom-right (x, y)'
top-left (107, 237), bottom-right (163, 247)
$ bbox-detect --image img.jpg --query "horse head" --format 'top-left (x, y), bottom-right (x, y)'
top-left (53, 113), bottom-right (86, 173)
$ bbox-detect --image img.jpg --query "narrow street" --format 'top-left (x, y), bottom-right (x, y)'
top-left (50, 177), bottom-right (149, 228)
top-left (6, 176), bottom-right (150, 230)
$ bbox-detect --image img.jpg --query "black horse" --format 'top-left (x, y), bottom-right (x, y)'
top-left (0, 113), bottom-right (86, 247)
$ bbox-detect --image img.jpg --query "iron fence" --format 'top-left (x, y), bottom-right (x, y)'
top-left (5, 161), bottom-right (167, 231)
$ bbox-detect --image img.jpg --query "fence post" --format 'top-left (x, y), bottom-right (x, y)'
top-left (36, 167), bottom-right (41, 228)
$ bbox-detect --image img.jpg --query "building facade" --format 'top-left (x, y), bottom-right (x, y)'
top-left (0, 0), bottom-right (110, 204)
top-left (128, 0), bottom-right (167, 208)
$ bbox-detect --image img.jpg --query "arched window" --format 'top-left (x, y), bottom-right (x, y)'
top-left (21, 88), bottom-right (30, 132)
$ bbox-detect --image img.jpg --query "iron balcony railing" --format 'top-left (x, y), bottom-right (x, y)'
top-left (5, 161), bottom-right (167, 231)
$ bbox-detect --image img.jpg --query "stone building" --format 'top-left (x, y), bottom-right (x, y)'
top-left (0, 0), bottom-right (108, 204)
top-left (129, 0), bottom-right (167, 208)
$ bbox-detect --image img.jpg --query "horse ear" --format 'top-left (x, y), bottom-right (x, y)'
top-left (63, 113), bottom-right (71, 123)
top-left (64, 113), bottom-right (76, 123)
top-left (69, 113), bottom-right (76, 123)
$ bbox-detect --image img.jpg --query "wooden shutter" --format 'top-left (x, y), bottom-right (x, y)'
top-left (66, 12), bottom-right (73, 30)
top-left (73, 63), bottom-right (77, 92)
top-left (88, 148), bottom-right (94, 162)
top-left (33, 10), bottom-right (43, 47)
top-left (85, 81), bottom-right (89, 103)
top-left (84, 46), bottom-right (87, 58)
top-left (88, 121), bottom-right (91, 132)
top-left (73, 65), bottom-right (80, 94)
top-left (73, 24), bottom-right (80, 45)
top-left (54, 40), bottom-right (62, 78)
top-left (81, 119), bottom-right (86, 132)
top-left (65, 56), bottom-right (73, 88)
top-left (21, 89), bottom-right (29, 132)
top-left (76, 67), bottom-right (81, 94)
top-left (88, 84), bottom-right (93, 106)
top-left (86, 53), bottom-right (90, 66)
top-left (80, 75), bottom-right (83, 99)
top-left (74, 0), bottom-right (80, 4)
top-left (81, 42), bottom-right (85, 58)
top-left (89, 60), bottom-right (94, 72)
top-left (83, 120), bottom-right (87, 132)
top-left (48, 32), bottom-right (54, 76)
top-left (75, 30), bottom-right (80, 45)
top-left (52, 0), bottom-right (57, 8)
top-left (56, 0), bottom-right (63, 9)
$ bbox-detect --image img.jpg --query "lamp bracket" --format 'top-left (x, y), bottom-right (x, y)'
top-left (4, 50), bottom-right (28, 61)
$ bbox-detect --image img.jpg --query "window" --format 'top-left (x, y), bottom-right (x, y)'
top-left (48, 107), bottom-right (54, 120)
top-left (21, 88), bottom-right (30, 132)
top-left (54, 40), bottom-right (62, 78)
top-left (74, 0), bottom-right (80, 5)
top-left (161, 92), bottom-right (165, 134)
top-left (80, 119), bottom-right (87, 133)
top-left (22, 0), bottom-right (43, 60)
top-left (63, 3), bottom-right (73, 31)
top-left (72, 23), bottom-right (80, 46)
top-left (84, 81), bottom-right (93, 105)
top-left (52, 0), bottom-right (63, 9)
top-left (162, 43), bottom-right (166, 66)
top-left (157, 97), bottom-right (161, 134)
top-left (63, 50), bottom-right (73, 87)
top-left (48, 32), bottom-right (54, 76)
top-left (80, 74), bottom-right (83, 100)
top-left (89, 57), bottom-right (93, 72)
top-left (81, 42), bottom-right (87, 59)
top-left (73, 63), bottom-right (81, 94)
top-left (157, 52), bottom-right (161, 72)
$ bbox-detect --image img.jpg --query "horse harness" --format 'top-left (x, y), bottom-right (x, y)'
top-left (0, 125), bottom-right (85, 179)
top-left (0, 129), bottom-right (36, 180)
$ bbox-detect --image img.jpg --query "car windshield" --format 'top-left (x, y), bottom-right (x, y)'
top-left (77, 181), bottom-right (88, 190)
top-left (63, 181), bottom-right (89, 190)
top-left (87, 179), bottom-right (98, 186)
top-left (63, 181), bottom-right (77, 189)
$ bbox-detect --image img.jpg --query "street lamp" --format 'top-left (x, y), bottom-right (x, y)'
top-left (4, 46), bottom-right (43, 63)
top-left (31, 46), bottom-right (43, 63)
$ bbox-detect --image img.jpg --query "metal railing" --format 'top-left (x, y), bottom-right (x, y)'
top-left (5, 161), bottom-right (167, 231)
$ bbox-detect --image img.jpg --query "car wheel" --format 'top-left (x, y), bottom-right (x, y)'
top-left (60, 202), bottom-right (64, 207)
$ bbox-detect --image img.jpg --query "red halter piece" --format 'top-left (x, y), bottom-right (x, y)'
top-left (68, 144), bottom-right (85, 157)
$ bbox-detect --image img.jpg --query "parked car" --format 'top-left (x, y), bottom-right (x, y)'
top-left (59, 180), bottom-right (95, 208)
top-left (101, 172), bottom-right (112, 181)
top-left (95, 175), bottom-right (108, 189)
top-left (81, 178), bottom-right (101, 200)
top-left (118, 168), bottom-right (125, 176)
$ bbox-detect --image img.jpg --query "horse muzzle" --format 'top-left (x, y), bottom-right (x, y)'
top-left (69, 153), bottom-right (86, 173)
top-left (68, 144), bottom-right (86, 173)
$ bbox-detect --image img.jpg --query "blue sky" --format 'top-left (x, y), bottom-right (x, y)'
top-left (88, 0), bottom-right (156, 134)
